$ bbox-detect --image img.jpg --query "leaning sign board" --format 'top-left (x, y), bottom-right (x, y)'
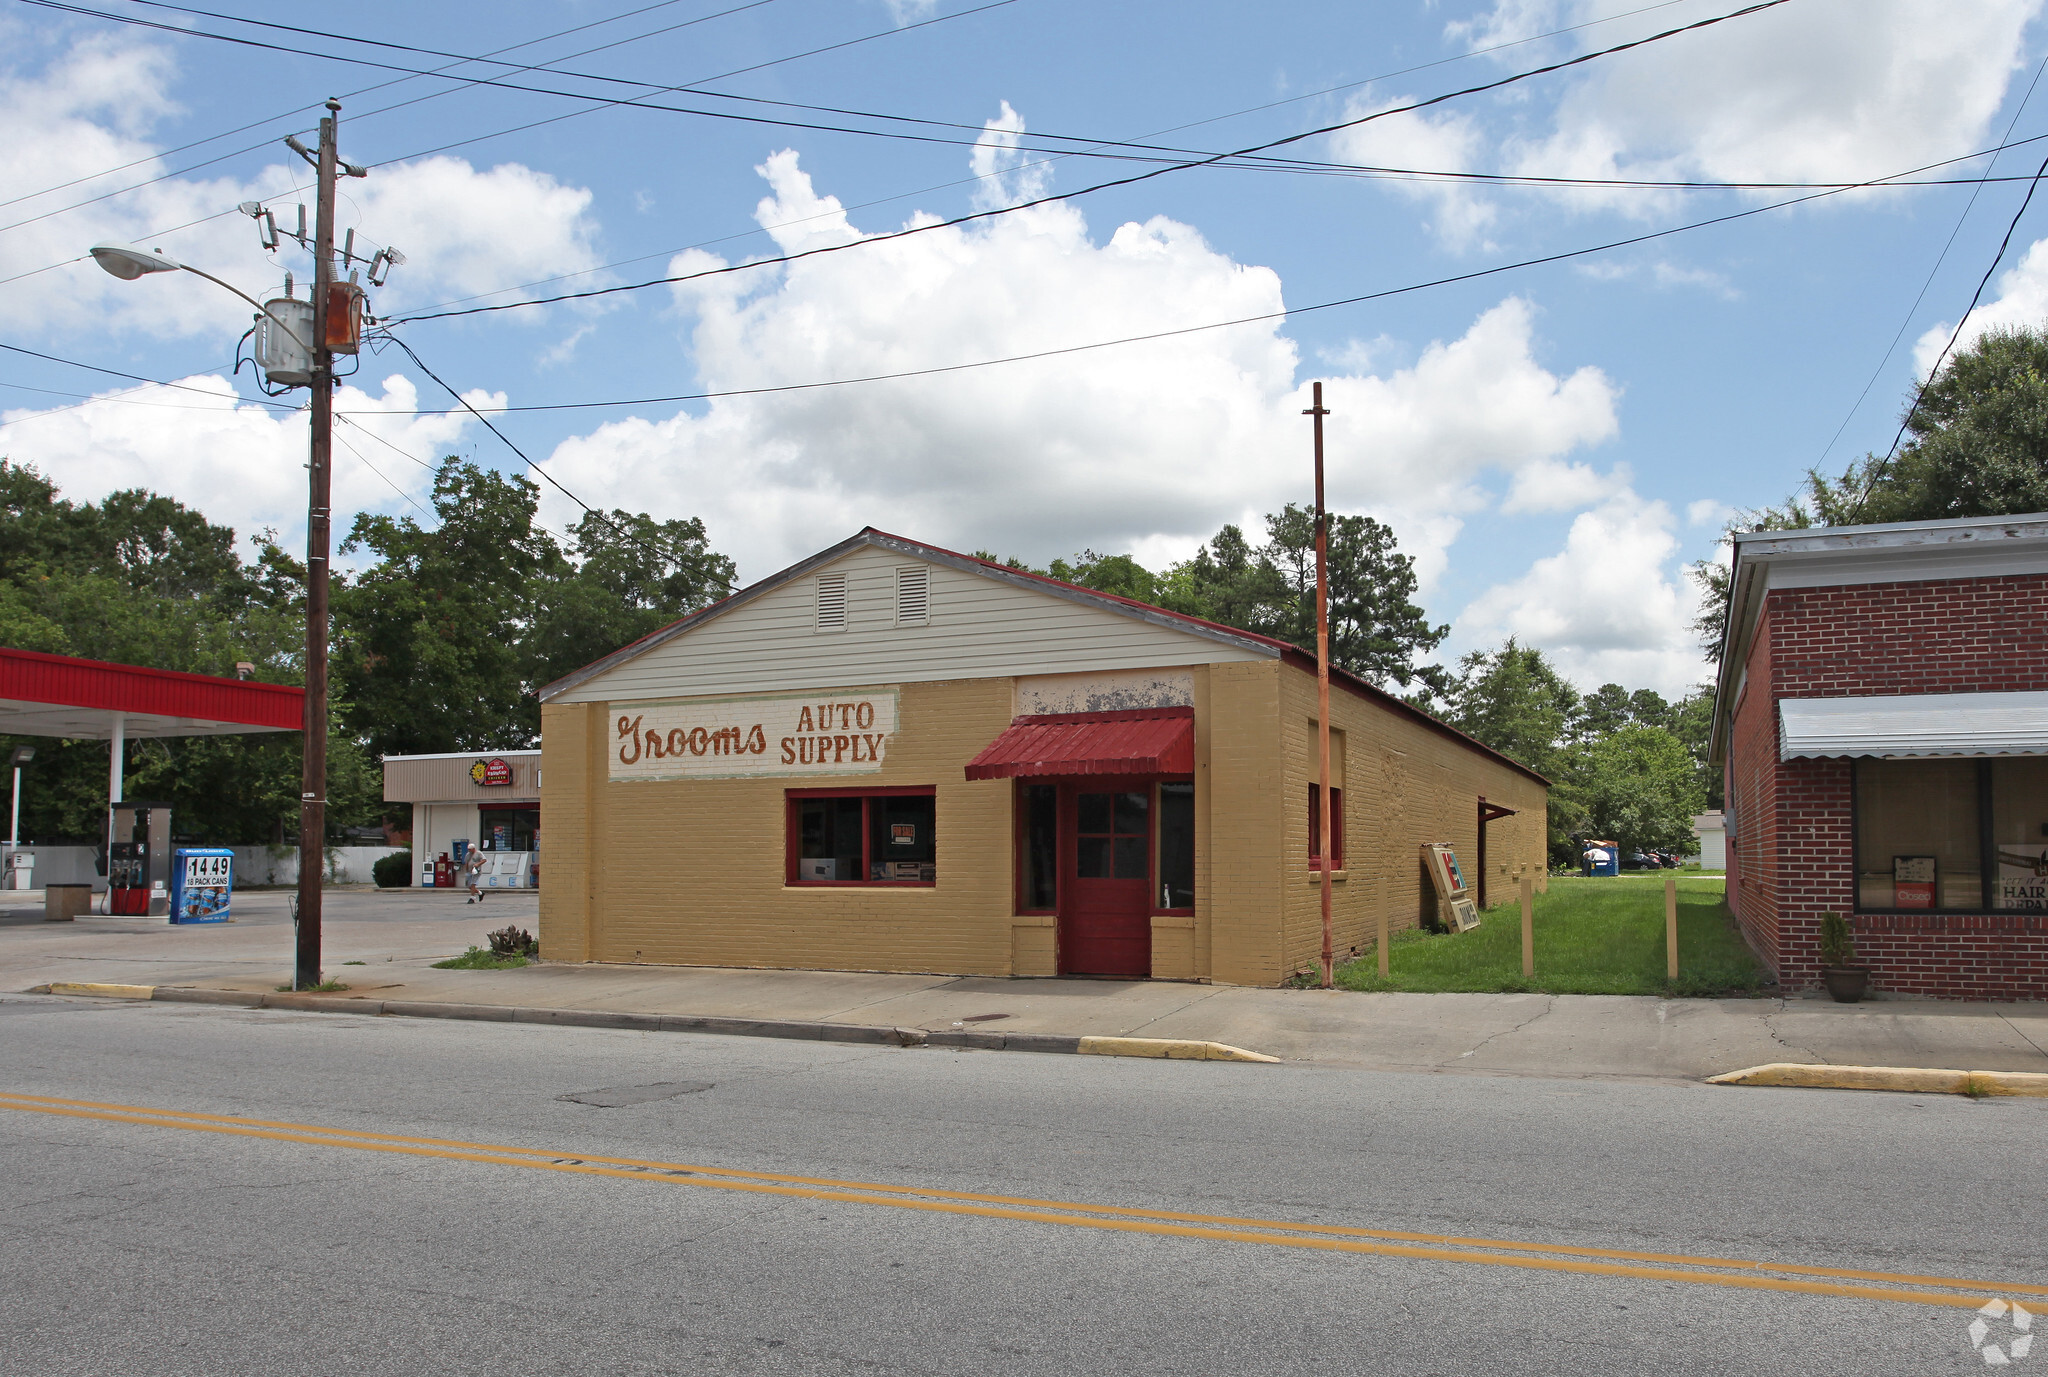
top-left (1421, 842), bottom-right (1481, 932)
top-left (610, 689), bottom-right (900, 781)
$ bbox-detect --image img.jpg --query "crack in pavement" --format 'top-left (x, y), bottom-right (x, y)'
top-left (1451, 994), bottom-right (1556, 1065)
top-left (1997, 1011), bottom-right (2048, 1062)
top-left (1757, 1002), bottom-right (1825, 1063)
top-left (1121, 985), bottom-right (1229, 1037)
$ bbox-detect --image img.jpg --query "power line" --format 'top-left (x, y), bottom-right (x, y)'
top-left (387, 0), bottom-right (1798, 326)
top-left (0, 0), bottom-right (733, 214)
top-left (0, 340), bottom-right (299, 410)
top-left (0, 0), bottom-right (803, 238)
top-left (378, 333), bottom-right (712, 582)
top-left (360, 153), bottom-right (1931, 420)
top-left (1815, 52), bottom-right (2048, 470)
top-left (1849, 149), bottom-right (2048, 518)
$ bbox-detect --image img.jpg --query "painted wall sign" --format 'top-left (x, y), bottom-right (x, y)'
top-left (609, 690), bottom-right (900, 780)
top-left (470, 757), bottom-right (515, 787)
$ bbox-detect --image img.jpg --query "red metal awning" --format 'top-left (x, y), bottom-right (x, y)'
top-left (964, 707), bottom-right (1194, 780)
top-left (0, 647), bottom-right (303, 739)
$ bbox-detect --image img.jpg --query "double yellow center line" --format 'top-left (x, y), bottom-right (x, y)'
top-left (2, 1090), bottom-right (2038, 1310)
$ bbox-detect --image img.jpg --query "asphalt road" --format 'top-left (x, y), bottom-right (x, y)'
top-left (3, 993), bottom-right (2043, 1375)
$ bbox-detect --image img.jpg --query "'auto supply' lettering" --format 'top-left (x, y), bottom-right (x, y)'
top-left (608, 690), bottom-right (899, 780)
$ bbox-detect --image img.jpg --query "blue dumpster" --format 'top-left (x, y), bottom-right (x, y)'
top-left (170, 848), bottom-right (233, 924)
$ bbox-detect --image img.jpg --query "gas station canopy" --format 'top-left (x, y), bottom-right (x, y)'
top-left (0, 648), bottom-right (303, 739)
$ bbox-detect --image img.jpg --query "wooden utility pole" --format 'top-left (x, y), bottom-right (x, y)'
top-left (1305, 382), bottom-right (1334, 989)
top-left (295, 100), bottom-right (339, 992)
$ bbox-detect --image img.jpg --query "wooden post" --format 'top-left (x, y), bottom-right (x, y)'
top-left (1665, 875), bottom-right (1679, 981)
top-left (1520, 874), bottom-right (1534, 979)
top-left (1377, 907), bottom-right (1388, 978)
top-left (1305, 382), bottom-right (1334, 989)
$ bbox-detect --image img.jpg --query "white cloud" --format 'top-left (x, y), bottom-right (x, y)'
top-left (0, 373), bottom-right (497, 554)
top-left (539, 149), bottom-right (1619, 589)
top-left (1327, 95), bottom-right (1497, 249)
top-left (969, 101), bottom-right (1054, 213)
top-left (1686, 497), bottom-right (1733, 528)
top-left (1455, 491), bottom-right (1703, 695)
top-left (1502, 0), bottom-right (2041, 216)
top-left (0, 35), bottom-right (609, 341)
top-left (1913, 236), bottom-right (2048, 378)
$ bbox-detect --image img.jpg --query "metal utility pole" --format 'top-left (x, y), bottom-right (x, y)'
top-left (1305, 381), bottom-right (1334, 989)
top-left (295, 100), bottom-right (340, 992)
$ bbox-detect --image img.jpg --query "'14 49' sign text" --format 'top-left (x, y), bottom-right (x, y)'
top-left (609, 690), bottom-right (900, 780)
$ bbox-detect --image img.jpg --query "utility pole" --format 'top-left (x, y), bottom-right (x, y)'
top-left (296, 99), bottom-right (340, 992)
top-left (1305, 381), bottom-right (1334, 989)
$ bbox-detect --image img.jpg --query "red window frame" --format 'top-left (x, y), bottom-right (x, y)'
top-left (786, 785), bottom-right (937, 887)
top-left (1308, 784), bottom-right (1345, 871)
top-left (1010, 778), bottom-right (1198, 917)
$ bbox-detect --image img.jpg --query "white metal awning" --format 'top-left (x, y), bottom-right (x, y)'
top-left (1779, 692), bottom-right (2048, 759)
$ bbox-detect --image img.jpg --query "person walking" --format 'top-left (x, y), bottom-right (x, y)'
top-left (463, 846), bottom-right (488, 903)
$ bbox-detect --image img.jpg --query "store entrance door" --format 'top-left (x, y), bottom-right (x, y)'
top-left (1060, 786), bottom-right (1151, 977)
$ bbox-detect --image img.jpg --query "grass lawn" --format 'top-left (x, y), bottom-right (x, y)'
top-left (1332, 873), bottom-right (1764, 997)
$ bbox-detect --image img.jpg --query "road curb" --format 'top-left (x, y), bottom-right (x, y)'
top-left (55, 986), bottom-right (1106, 1057)
top-left (1708, 1062), bottom-right (2048, 1097)
top-left (47, 981), bottom-right (156, 1000)
top-left (1076, 1035), bottom-right (1281, 1063)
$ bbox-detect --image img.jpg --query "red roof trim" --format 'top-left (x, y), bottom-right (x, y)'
top-left (0, 647), bottom-right (304, 731)
top-left (965, 707), bottom-right (1195, 781)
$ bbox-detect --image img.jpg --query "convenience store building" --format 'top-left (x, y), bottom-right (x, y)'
top-left (537, 529), bottom-right (1548, 986)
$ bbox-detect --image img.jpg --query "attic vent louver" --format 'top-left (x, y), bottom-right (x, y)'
top-left (896, 565), bottom-right (929, 626)
top-left (816, 572), bottom-right (847, 632)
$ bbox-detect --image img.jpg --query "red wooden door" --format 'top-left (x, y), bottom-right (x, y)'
top-left (1060, 786), bottom-right (1152, 977)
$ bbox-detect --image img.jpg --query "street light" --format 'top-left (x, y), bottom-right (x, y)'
top-left (90, 242), bottom-right (313, 354)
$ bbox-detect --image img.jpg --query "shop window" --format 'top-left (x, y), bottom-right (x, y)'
top-left (1019, 783), bottom-right (1057, 912)
top-left (1991, 759), bottom-right (2048, 910)
top-left (479, 807), bottom-right (539, 852)
top-left (1308, 785), bottom-right (1345, 870)
top-left (1158, 781), bottom-right (1195, 910)
top-left (789, 789), bottom-right (934, 884)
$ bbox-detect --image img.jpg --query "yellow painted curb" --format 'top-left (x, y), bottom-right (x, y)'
top-left (1077, 1036), bottom-right (1280, 1063)
top-left (48, 981), bottom-right (157, 1001)
top-left (1708, 1063), bottom-right (2048, 1097)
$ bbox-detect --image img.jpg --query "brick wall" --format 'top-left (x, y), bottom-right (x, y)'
top-left (1728, 572), bottom-right (2048, 999)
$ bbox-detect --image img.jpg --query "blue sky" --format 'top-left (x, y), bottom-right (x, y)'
top-left (2, 0), bottom-right (2045, 696)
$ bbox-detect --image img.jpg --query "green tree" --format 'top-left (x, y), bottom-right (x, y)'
top-left (523, 508), bottom-right (734, 694)
top-left (0, 461), bottom-right (372, 844)
top-left (1576, 724), bottom-right (1707, 854)
top-left (1693, 325), bottom-right (2048, 662)
top-left (1256, 503), bottom-right (1449, 690)
top-left (336, 460), bottom-right (562, 756)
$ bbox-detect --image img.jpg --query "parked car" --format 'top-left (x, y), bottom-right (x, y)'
top-left (1620, 851), bottom-right (1660, 871)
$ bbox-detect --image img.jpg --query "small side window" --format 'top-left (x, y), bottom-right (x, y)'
top-left (816, 572), bottom-right (847, 632)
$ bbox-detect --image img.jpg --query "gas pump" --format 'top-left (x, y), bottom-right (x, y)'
top-left (107, 801), bottom-right (172, 915)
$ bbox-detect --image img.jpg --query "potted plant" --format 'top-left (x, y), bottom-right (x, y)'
top-left (1818, 911), bottom-right (1871, 1003)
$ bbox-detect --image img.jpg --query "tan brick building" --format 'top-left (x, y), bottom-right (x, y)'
top-left (538, 530), bottom-right (1547, 986)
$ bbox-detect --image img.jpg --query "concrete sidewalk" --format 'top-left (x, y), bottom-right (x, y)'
top-left (8, 890), bottom-right (2047, 1079)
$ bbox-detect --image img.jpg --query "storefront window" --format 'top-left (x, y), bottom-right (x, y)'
top-left (1991, 759), bottom-right (2048, 911)
top-left (1308, 785), bottom-right (1345, 870)
top-left (1855, 760), bottom-right (1982, 910)
top-left (1019, 784), bottom-right (1057, 912)
top-left (789, 790), bottom-right (935, 885)
top-left (479, 807), bottom-right (539, 852)
top-left (1158, 781), bottom-right (1194, 909)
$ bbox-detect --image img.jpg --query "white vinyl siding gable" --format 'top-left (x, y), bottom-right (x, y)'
top-left (551, 544), bottom-right (1271, 703)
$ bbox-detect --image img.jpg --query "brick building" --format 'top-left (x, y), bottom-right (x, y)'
top-left (1710, 515), bottom-right (2048, 1000)
top-left (536, 529), bottom-right (1548, 986)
